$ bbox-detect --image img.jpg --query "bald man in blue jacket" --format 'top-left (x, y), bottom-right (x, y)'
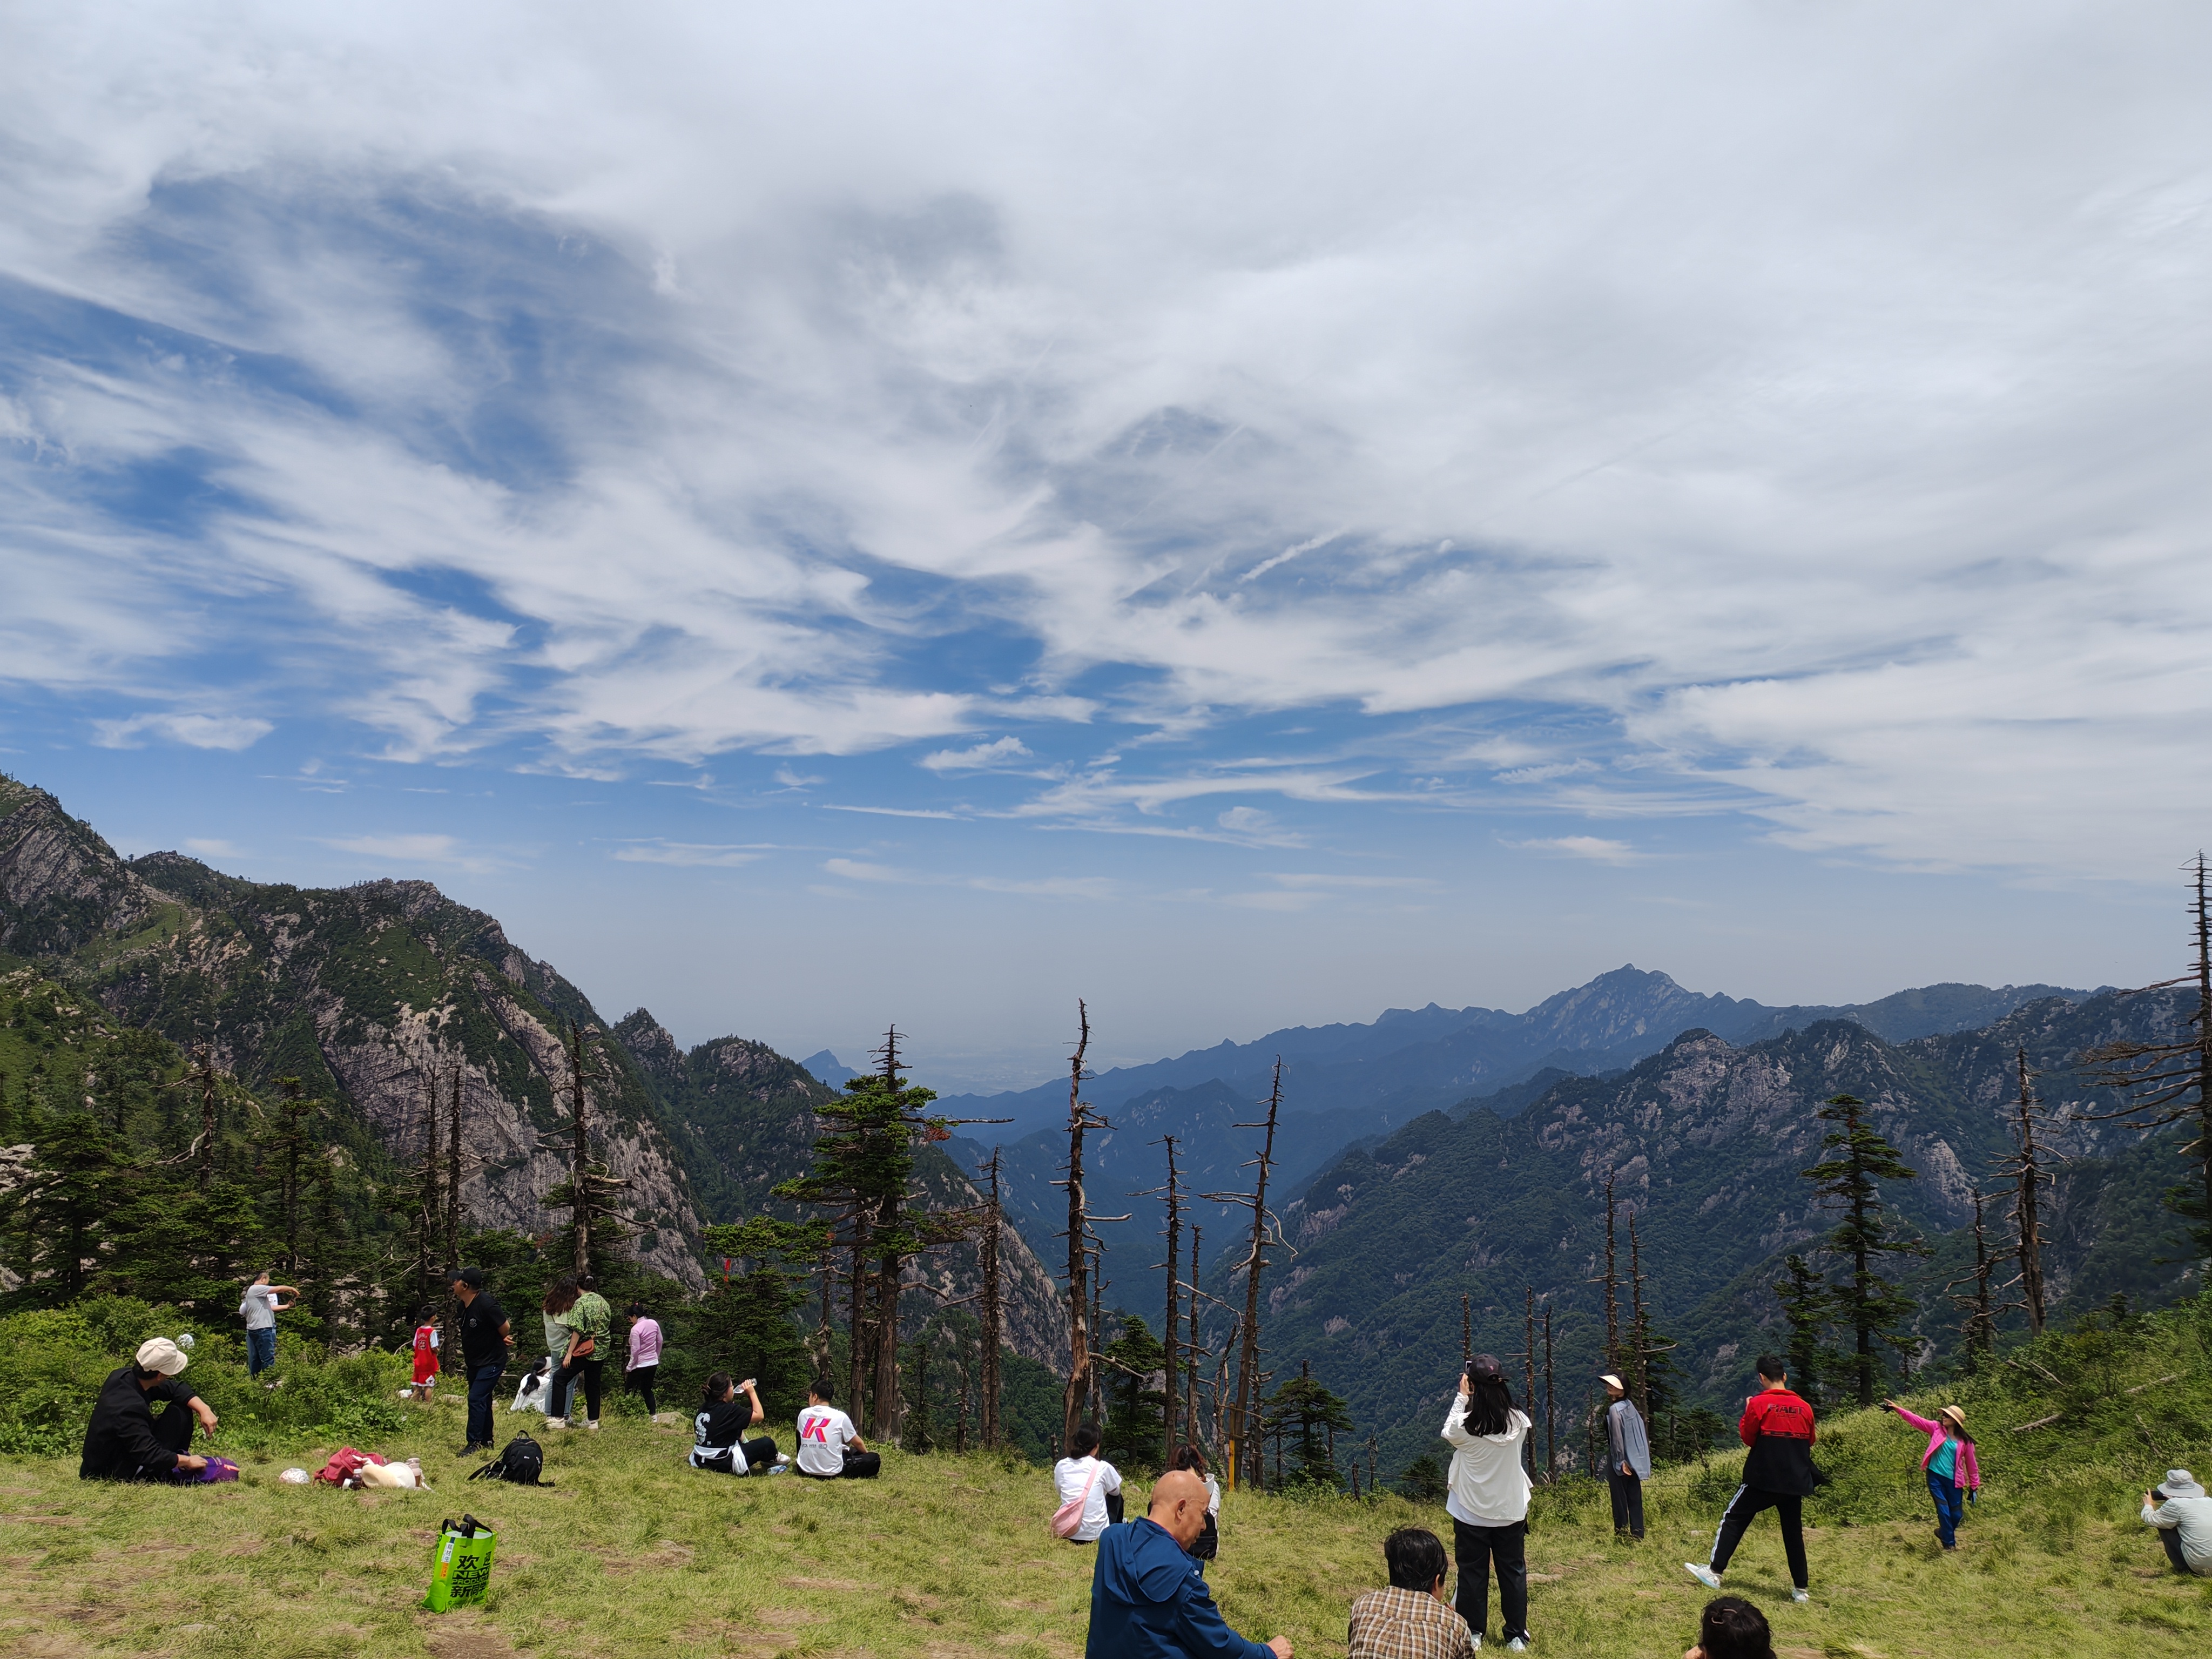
top-left (1087, 1470), bottom-right (1291, 1659)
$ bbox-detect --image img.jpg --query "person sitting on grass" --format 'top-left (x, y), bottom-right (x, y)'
top-left (794, 1377), bottom-right (881, 1479)
top-left (2142, 1469), bottom-right (2212, 1577)
top-left (1347, 1526), bottom-right (1476, 1659)
top-left (1055, 1422), bottom-right (1125, 1543)
top-left (80, 1338), bottom-right (220, 1482)
top-left (690, 1372), bottom-right (786, 1475)
top-left (1169, 1444), bottom-right (1220, 1573)
top-left (1086, 1468), bottom-right (1291, 1659)
top-left (1879, 1398), bottom-right (1979, 1550)
top-left (1683, 1596), bottom-right (1775, 1659)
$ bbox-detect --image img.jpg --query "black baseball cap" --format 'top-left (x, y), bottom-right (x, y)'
top-left (456, 1267), bottom-right (485, 1288)
top-left (1467, 1353), bottom-right (1503, 1380)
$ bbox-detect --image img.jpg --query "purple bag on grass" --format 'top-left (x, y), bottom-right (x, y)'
top-left (196, 1456), bottom-right (240, 1483)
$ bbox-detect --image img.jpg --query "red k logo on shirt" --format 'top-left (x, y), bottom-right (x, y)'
top-left (802, 1415), bottom-right (831, 1443)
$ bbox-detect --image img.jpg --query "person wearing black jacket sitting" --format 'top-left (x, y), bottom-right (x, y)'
top-left (691, 1373), bottom-right (786, 1475)
top-left (81, 1338), bottom-right (219, 1482)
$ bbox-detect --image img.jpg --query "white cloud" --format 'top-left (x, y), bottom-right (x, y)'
top-left (1514, 836), bottom-right (1645, 867)
top-left (610, 840), bottom-right (768, 867)
top-left (319, 832), bottom-right (506, 874)
top-left (183, 838), bottom-right (242, 858)
top-left (93, 713), bottom-right (274, 751)
top-left (919, 736), bottom-right (1033, 772)
top-left (4, 5), bottom-right (2210, 879)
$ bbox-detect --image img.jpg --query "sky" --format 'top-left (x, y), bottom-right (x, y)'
top-left (3, 4), bottom-right (2209, 1093)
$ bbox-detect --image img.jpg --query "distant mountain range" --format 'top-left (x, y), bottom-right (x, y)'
top-left (943, 966), bottom-right (2095, 1275)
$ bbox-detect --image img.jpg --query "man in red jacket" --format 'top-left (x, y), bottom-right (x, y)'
top-left (1685, 1355), bottom-right (1815, 1602)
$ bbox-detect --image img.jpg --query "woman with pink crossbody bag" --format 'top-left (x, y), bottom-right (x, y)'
top-left (1050, 1424), bottom-right (1123, 1542)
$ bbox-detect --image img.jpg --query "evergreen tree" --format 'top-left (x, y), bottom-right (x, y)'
top-left (1, 1111), bottom-right (138, 1306)
top-left (1397, 1452), bottom-right (1447, 1503)
top-left (1771, 1253), bottom-right (1841, 1407)
top-left (1264, 1359), bottom-right (1355, 1490)
top-left (1098, 1314), bottom-right (1169, 1471)
top-left (1801, 1094), bottom-right (1927, 1406)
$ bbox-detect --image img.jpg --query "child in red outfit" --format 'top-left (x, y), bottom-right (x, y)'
top-left (410, 1311), bottom-right (441, 1400)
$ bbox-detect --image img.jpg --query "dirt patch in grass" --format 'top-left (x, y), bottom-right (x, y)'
top-left (423, 1620), bottom-right (524, 1659)
top-left (782, 1575), bottom-right (867, 1591)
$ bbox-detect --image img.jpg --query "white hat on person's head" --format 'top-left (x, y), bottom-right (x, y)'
top-left (135, 1337), bottom-right (188, 1376)
top-left (1599, 1373), bottom-right (1626, 1391)
top-left (2155, 1469), bottom-right (2203, 1499)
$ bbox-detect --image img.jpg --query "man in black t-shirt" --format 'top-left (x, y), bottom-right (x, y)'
top-left (81, 1338), bottom-right (220, 1482)
top-left (452, 1268), bottom-right (511, 1457)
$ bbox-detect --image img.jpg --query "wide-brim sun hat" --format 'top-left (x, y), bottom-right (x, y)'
top-left (2157, 1469), bottom-right (2204, 1499)
top-left (1599, 1373), bottom-right (1626, 1391)
top-left (1940, 1405), bottom-right (1967, 1429)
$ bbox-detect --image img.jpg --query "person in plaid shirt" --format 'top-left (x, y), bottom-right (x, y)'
top-left (1347, 1528), bottom-right (1478, 1659)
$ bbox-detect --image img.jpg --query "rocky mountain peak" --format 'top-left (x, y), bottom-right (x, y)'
top-left (0, 775), bottom-right (166, 954)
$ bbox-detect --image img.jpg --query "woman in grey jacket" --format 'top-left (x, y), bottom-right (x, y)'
top-left (1603, 1372), bottom-right (1651, 1541)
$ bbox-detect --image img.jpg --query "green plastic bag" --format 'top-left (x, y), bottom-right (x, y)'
top-left (425, 1514), bottom-right (496, 1611)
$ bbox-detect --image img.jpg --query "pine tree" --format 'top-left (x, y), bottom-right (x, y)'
top-left (1771, 1253), bottom-right (1839, 1407)
top-left (1264, 1358), bottom-right (1354, 1490)
top-left (1801, 1094), bottom-right (1927, 1406)
top-left (1, 1112), bottom-right (139, 1305)
top-left (1098, 1314), bottom-right (1169, 1469)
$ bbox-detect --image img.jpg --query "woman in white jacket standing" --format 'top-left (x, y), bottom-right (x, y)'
top-left (1442, 1354), bottom-right (1535, 1651)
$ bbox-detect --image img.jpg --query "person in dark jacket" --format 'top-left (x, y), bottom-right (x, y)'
top-left (80, 1338), bottom-right (219, 1482)
top-left (1086, 1469), bottom-right (1291, 1659)
top-left (1687, 1355), bottom-right (1815, 1602)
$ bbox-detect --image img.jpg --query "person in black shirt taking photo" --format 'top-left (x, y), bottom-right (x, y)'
top-left (452, 1267), bottom-right (511, 1458)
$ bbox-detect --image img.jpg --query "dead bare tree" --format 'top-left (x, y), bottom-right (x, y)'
top-left (442, 1065), bottom-right (465, 1369)
top-left (1132, 1135), bottom-right (1184, 1468)
top-left (980, 1145), bottom-right (1004, 1451)
top-left (561, 1020), bottom-right (629, 1273)
top-left (1522, 1287), bottom-right (1537, 1478)
top-left (1947, 1185), bottom-right (2003, 1370)
top-left (417, 1064), bottom-right (441, 1315)
top-left (1204, 1057), bottom-right (1286, 1489)
top-left (1995, 1046), bottom-right (2052, 1335)
top-left (1626, 1211), bottom-right (1674, 1421)
top-left (1542, 1301), bottom-right (1556, 1482)
top-left (195, 1046), bottom-right (219, 1190)
top-left (1596, 1170), bottom-right (1621, 1372)
top-left (1055, 1002), bottom-right (1112, 1446)
top-left (1185, 1223), bottom-right (1204, 1448)
top-left (2080, 854), bottom-right (2212, 1267)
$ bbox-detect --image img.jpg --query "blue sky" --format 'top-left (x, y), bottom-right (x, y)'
top-left (4, 4), bottom-right (2208, 1092)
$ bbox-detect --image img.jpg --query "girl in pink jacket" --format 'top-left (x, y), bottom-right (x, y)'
top-left (1881, 1400), bottom-right (1979, 1550)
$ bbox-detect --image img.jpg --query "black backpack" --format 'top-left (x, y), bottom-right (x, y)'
top-left (469, 1433), bottom-right (548, 1486)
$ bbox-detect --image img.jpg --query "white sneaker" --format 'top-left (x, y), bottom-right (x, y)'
top-left (585, 1420), bottom-right (600, 1432)
top-left (1506, 1640), bottom-right (1529, 1653)
top-left (1790, 1589), bottom-right (1810, 1603)
top-left (544, 1417), bottom-right (567, 1429)
top-left (1685, 1564), bottom-right (1722, 1590)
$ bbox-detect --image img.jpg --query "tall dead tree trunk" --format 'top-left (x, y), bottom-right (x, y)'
top-left (1542, 1301), bottom-right (1556, 1482)
top-left (567, 1021), bottom-right (594, 1272)
top-left (1207, 1057), bottom-right (1284, 1490)
top-left (1522, 1287), bottom-right (1536, 1478)
top-left (1948, 1186), bottom-right (2001, 1368)
top-left (1600, 1171), bottom-right (1620, 1371)
top-left (417, 1066), bottom-right (441, 1316)
top-left (443, 1066), bottom-right (464, 1370)
top-left (1057, 1002), bottom-right (1109, 1447)
top-left (981, 1147), bottom-right (1004, 1451)
top-left (2003, 1047), bottom-right (2049, 1336)
top-left (1156, 1135), bottom-right (1183, 1468)
top-left (846, 1215), bottom-right (872, 1427)
top-left (196, 1047), bottom-right (218, 1190)
top-left (1186, 1223), bottom-right (1203, 1449)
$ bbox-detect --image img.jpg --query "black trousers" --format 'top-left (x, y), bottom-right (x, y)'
top-left (1452, 1517), bottom-right (1529, 1642)
top-left (625, 1365), bottom-right (658, 1415)
top-left (140, 1400), bottom-right (197, 1481)
top-left (1608, 1470), bottom-right (1645, 1538)
top-left (552, 1357), bottom-right (603, 1422)
top-left (2161, 1526), bottom-right (2202, 1575)
top-left (1710, 1485), bottom-right (1809, 1589)
top-left (798, 1448), bottom-right (882, 1479)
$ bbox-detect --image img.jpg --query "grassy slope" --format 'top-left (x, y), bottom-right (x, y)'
top-left (6, 1310), bottom-right (2210, 1659)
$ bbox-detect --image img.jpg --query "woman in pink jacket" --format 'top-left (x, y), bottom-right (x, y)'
top-left (1881, 1399), bottom-right (1980, 1550)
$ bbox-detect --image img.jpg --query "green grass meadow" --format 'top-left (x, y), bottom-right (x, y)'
top-left (4, 1296), bottom-right (2209, 1657)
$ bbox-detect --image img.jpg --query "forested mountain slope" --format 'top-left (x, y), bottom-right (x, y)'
top-left (1247, 996), bottom-right (2196, 1478)
top-left (0, 775), bottom-right (1066, 1359)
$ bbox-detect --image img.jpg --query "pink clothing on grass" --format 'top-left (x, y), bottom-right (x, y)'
top-left (1895, 1407), bottom-right (1980, 1489)
top-left (626, 1316), bottom-right (662, 1370)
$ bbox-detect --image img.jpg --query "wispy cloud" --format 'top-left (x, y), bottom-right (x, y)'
top-left (93, 713), bottom-right (274, 752)
top-left (919, 736), bottom-right (1033, 772)
top-left (318, 833), bottom-right (507, 874)
top-left (610, 840), bottom-right (770, 867)
top-left (1513, 836), bottom-right (1645, 867)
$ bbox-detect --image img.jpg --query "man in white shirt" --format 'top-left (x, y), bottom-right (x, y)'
top-left (794, 1378), bottom-right (881, 1479)
top-left (2144, 1469), bottom-right (2212, 1577)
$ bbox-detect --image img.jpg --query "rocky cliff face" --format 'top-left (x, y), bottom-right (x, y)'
top-left (0, 777), bottom-right (709, 1288)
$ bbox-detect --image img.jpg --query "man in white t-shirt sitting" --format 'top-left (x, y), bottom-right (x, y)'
top-left (1053, 1422), bottom-right (1123, 1543)
top-left (794, 1378), bottom-right (881, 1479)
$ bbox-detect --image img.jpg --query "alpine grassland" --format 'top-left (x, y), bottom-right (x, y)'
top-left (3, 1295), bottom-right (2208, 1657)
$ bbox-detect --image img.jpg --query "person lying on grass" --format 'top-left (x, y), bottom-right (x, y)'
top-left (1347, 1526), bottom-right (1475, 1659)
top-left (80, 1338), bottom-right (220, 1483)
top-left (691, 1372), bottom-right (786, 1475)
top-left (1085, 1469), bottom-right (1290, 1659)
top-left (1683, 1595), bottom-right (1775, 1659)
